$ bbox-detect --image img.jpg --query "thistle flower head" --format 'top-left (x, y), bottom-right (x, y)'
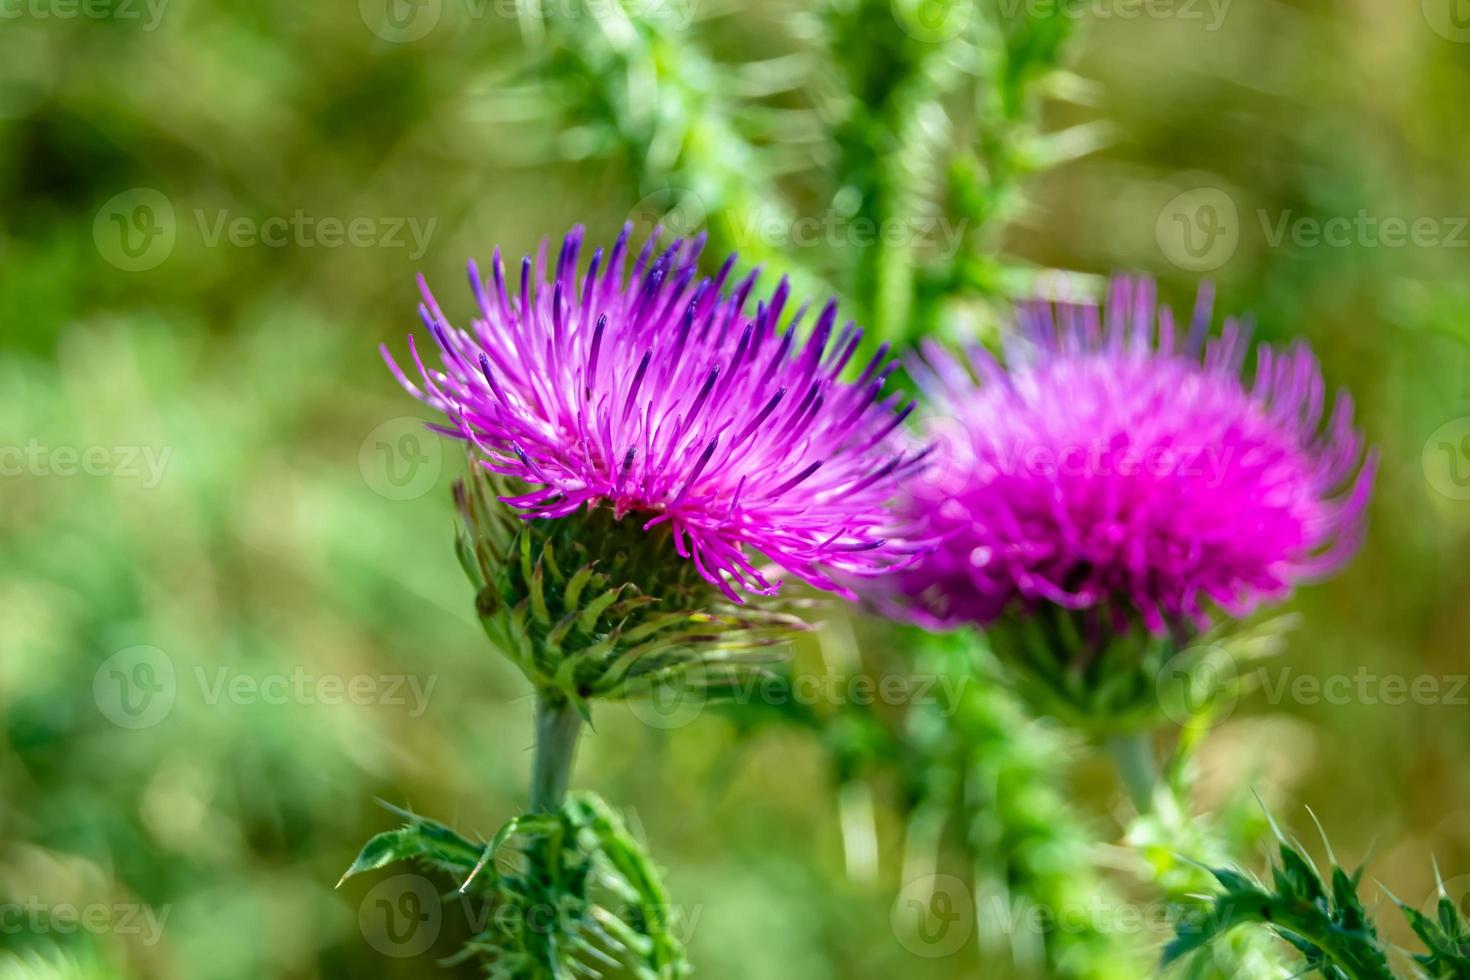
top-left (901, 276), bottom-right (1375, 635)
top-left (386, 225), bottom-right (923, 706)
top-left (385, 224), bottom-right (922, 603)
top-left (894, 277), bottom-right (1375, 730)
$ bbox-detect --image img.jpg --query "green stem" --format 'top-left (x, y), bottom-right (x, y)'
top-left (532, 693), bottom-right (582, 812)
top-left (1106, 732), bottom-right (1158, 814)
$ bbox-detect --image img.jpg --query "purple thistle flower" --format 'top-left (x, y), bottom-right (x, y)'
top-left (383, 224), bottom-right (924, 602)
top-left (898, 276), bottom-right (1376, 637)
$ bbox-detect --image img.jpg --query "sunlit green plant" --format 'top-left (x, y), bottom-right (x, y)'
top-left (345, 194), bottom-right (922, 973)
top-left (342, 797), bottom-right (688, 979)
top-left (1168, 812), bottom-right (1470, 979)
top-left (508, 3), bottom-right (1146, 977)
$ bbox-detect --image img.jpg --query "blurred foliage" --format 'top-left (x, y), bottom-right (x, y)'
top-left (724, 625), bottom-right (1148, 978)
top-left (3, 0), bottom-right (1470, 979)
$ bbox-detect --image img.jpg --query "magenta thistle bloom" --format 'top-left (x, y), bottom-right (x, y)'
top-left (900, 277), bottom-right (1376, 636)
top-left (384, 225), bottom-right (923, 602)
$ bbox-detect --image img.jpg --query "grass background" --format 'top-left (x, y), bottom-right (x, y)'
top-left (2, 1), bottom-right (1470, 976)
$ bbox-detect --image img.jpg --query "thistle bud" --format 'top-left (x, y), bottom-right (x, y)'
top-left (454, 468), bottom-right (803, 714)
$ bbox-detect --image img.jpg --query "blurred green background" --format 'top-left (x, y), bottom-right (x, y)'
top-left (3, 0), bottom-right (1470, 977)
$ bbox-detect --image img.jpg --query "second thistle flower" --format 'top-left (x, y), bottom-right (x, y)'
top-left (895, 277), bottom-right (1377, 732)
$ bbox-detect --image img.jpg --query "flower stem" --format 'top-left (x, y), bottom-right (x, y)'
top-left (532, 693), bottom-right (582, 813)
top-left (1106, 732), bottom-right (1158, 814)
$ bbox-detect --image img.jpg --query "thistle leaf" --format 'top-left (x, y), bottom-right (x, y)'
top-left (342, 793), bottom-right (690, 979)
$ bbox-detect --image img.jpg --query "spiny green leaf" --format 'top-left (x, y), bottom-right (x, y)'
top-left (346, 792), bottom-right (690, 979)
top-left (1169, 821), bottom-right (1400, 980)
top-left (338, 828), bottom-right (421, 884)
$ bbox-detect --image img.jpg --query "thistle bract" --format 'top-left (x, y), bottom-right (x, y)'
top-left (455, 466), bottom-right (800, 710)
top-left (897, 277), bottom-right (1375, 729)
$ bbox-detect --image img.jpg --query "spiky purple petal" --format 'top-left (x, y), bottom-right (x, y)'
top-left (897, 276), bottom-right (1376, 634)
top-left (385, 225), bottom-right (924, 600)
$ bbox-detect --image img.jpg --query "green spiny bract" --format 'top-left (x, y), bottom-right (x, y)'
top-left (1165, 843), bottom-right (1392, 979)
top-left (1400, 886), bottom-right (1470, 978)
top-left (982, 609), bottom-right (1292, 738)
top-left (455, 467), bottom-right (804, 716)
top-left (1161, 816), bottom-right (1470, 979)
top-left (341, 794), bottom-right (690, 980)
top-left (1126, 780), bottom-right (1295, 980)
